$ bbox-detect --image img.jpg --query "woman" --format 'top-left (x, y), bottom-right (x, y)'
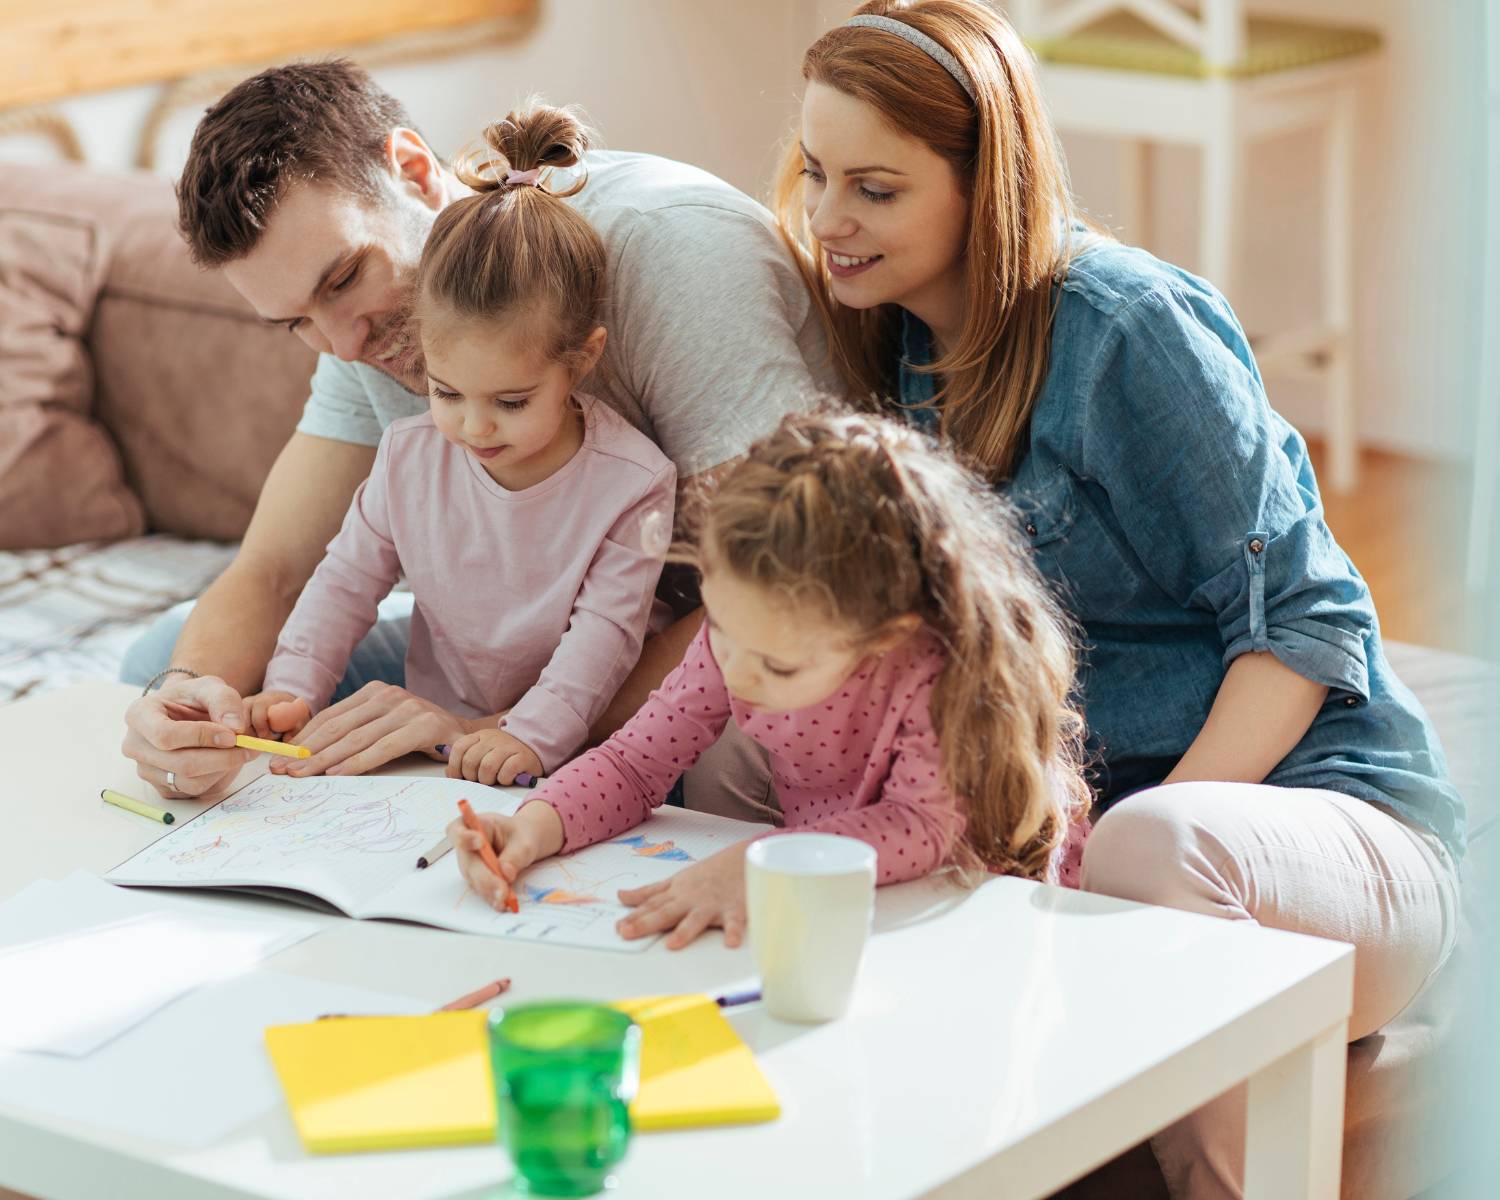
top-left (775, 3), bottom-right (1463, 1197)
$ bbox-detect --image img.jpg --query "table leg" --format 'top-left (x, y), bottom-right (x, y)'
top-left (1243, 1019), bottom-right (1348, 1199)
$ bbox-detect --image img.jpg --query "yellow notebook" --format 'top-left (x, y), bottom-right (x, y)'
top-left (264, 994), bottom-right (779, 1154)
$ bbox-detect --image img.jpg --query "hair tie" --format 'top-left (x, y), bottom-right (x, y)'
top-left (844, 14), bottom-right (976, 103)
top-left (505, 167), bottom-right (543, 187)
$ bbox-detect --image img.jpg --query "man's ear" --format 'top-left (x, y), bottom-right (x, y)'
top-left (385, 128), bottom-right (445, 209)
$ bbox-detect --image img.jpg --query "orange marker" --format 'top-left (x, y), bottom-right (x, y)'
top-left (457, 799), bottom-right (520, 913)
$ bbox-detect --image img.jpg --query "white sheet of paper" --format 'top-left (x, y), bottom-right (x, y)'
top-left (0, 971), bottom-right (421, 1148)
top-left (0, 871), bottom-right (317, 1056)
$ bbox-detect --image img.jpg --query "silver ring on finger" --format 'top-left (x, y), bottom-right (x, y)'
top-left (166, 769), bottom-right (178, 792)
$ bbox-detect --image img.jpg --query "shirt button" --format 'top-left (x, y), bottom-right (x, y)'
top-left (1026, 522), bottom-right (1038, 537)
top-left (1344, 696), bottom-right (1358, 707)
top-left (1249, 538), bottom-right (1265, 554)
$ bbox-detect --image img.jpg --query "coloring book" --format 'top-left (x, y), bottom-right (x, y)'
top-left (106, 774), bottom-right (764, 952)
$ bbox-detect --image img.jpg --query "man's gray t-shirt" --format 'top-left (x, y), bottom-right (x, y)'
top-left (297, 150), bottom-right (834, 478)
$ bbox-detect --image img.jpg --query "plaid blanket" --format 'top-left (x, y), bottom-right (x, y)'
top-left (0, 536), bottom-right (236, 704)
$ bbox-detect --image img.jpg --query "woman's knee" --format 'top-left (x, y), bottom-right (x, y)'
top-left (1081, 784), bottom-right (1243, 917)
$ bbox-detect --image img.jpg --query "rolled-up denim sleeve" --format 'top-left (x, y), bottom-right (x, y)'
top-left (1078, 284), bottom-right (1372, 701)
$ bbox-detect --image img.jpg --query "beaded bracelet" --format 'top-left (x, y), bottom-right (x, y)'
top-left (142, 666), bottom-right (201, 696)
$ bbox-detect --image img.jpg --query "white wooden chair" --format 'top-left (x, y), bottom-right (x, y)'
top-left (1012, 0), bottom-right (1382, 492)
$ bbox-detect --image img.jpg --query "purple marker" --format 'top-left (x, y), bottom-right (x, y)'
top-left (435, 746), bottom-right (540, 789)
top-left (715, 988), bottom-right (762, 1009)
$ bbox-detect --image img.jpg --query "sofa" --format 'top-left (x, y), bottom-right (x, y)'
top-left (0, 162), bottom-right (1492, 1199)
top-left (0, 163), bottom-right (315, 701)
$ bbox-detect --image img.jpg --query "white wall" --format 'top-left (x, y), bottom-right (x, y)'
top-left (5, 0), bottom-right (1482, 463)
top-left (9, 0), bottom-right (813, 197)
top-left (1029, 0), bottom-right (1487, 462)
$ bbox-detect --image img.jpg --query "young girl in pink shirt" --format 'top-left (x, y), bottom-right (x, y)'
top-left (246, 104), bottom-right (675, 785)
top-left (451, 410), bottom-right (1091, 948)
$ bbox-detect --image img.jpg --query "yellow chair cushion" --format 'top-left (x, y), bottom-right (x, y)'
top-left (1027, 12), bottom-right (1381, 79)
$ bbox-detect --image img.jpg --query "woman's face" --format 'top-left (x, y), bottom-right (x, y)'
top-left (798, 81), bottom-right (970, 335)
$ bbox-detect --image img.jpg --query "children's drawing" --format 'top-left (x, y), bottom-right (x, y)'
top-left (607, 833), bottom-right (694, 862)
top-left (109, 774), bottom-right (763, 952)
top-left (521, 884), bottom-right (602, 906)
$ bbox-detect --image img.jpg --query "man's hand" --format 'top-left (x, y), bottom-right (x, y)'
top-left (616, 841), bottom-right (751, 950)
top-left (445, 729), bottom-right (543, 787)
top-left (121, 674), bottom-right (255, 799)
top-left (448, 800), bottom-right (567, 911)
top-left (243, 690), bottom-right (312, 741)
top-left (269, 682), bottom-right (471, 779)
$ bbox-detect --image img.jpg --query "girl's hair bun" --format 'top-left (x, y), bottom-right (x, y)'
top-left (458, 98), bottom-right (592, 195)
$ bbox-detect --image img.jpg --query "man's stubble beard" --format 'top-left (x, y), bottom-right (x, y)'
top-left (362, 289), bottom-right (426, 394)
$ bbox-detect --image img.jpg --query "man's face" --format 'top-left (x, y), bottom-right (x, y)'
top-left (223, 175), bottom-right (439, 392)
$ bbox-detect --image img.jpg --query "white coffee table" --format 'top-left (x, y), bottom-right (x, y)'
top-left (0, 683), bottom-right (1353, 1200)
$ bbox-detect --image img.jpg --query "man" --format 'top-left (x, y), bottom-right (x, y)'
top-left (121, 61), bottom-right (827, 817)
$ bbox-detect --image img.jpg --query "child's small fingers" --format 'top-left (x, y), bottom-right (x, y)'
top-left (618, 880), bottom-right (670, 907)
top-left (665, 907), bottom-right (713, 951)
top-left (722, 910), bottom-right (747, 948)
top-left (477, 749), bottom-right (507, 787)
top-left (463, 742), bottom-right (489, 782)
top-left (617, 895), bottom-right (684, 939)
top-left (266, 698), bottom-right (308, 734)
top-left (497, 753), bottom-right (525, 786)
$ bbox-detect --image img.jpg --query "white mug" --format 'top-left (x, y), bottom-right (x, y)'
top-left (745, 833), bottom-right (877, 1023)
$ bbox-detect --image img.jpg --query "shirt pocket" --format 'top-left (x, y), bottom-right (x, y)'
top-left (1010, 469), bottom-right (1140, 623)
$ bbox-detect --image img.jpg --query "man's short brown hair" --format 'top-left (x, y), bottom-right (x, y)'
top-left (176, 60), bottom-right (416, 267)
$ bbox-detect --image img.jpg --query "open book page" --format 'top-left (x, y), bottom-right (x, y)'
top-left (105, 774), bottom-right (773, 951)
top-left (106, 774), bottom-right (496, 915)
top-left (371, 805), bottom-right (772, 951)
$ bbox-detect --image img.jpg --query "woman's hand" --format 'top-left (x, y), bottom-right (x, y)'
top-left (447, 800), bottom-right (566, 910)
top-left (616, 841), bottom-right (751, 951)
top-left (445, 729), bottom-right (543, 787)
top-left (268, 682), bottom-right (470, 778)
top-left (243, 690), bottom-right (311, 740)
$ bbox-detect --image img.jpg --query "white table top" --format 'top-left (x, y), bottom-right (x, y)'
top-left (0, 683), bottom-right (1354, 1200)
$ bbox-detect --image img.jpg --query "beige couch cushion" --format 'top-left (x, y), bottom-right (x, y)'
top-left (89, 180), bottom-right (317, 541)
top-left (0, 199), bottom-right (144, 549)
top-left (0, 163), bottom-right (316, 549)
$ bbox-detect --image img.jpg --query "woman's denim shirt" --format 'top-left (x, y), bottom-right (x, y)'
top-left (897, 238), bottom-right (1465, 856)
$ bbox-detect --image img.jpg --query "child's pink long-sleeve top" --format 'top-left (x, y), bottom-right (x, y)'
top-left (262, 400), bottom-right (674, 770)
top-left (538, 624), bottom-right (965, 884)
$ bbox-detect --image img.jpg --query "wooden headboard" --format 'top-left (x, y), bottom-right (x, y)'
top-left (2, 0), bottom-right (539, 110)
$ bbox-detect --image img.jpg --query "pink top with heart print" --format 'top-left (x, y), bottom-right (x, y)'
top-left (538, 624), bottom-right (1087, 886)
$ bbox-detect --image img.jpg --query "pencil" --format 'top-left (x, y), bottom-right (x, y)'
top-left (416, 834), bottom-right (453, 869)
top-left (317, 978), bottom-right (513, 1020)
top-left (457, 799), bottom-right (520, 913)
top-left (101, 788), bottom-right (175, 825)
top-left (436, 978), bottom-right (511, 1011)
top-left (235, 734), bottom-right (311, 759)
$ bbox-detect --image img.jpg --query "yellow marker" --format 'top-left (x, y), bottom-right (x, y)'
top-left (235, 734), bottom-right (311, 759)
top-left (101, 788), bottom-right (175, 825)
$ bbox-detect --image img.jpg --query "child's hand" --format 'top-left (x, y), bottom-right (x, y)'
top-left (243, 691), bottom-right (312, 741)
top-left (446, 800), bottom-right (566, 911)
top-left (617, 842), bottom-right (750, 950)
top-left (446, 729), bottom-right (543, 787)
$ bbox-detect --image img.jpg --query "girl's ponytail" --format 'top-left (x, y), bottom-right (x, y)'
top-left (459, 100), bottom-right (592, 199)
top-left (418, 99), bottom-right (605, 371)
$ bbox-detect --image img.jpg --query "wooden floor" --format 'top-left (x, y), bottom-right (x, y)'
top-left (1305, 440), bottom-right (1474, 653)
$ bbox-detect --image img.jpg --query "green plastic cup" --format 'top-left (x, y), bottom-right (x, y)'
top-left (488, 1002), bottom-right (641, 1197)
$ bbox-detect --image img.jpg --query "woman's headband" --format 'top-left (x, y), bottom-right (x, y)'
top-left (843, 14), bottom-right (976, 103)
